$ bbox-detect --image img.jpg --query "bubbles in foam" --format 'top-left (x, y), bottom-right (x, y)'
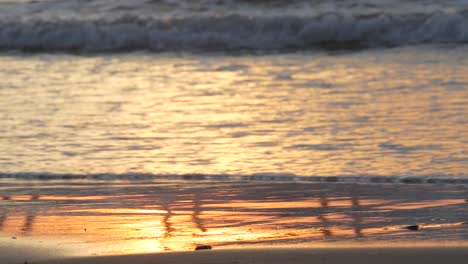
top-left (0, 12), bottom-right (468, 53)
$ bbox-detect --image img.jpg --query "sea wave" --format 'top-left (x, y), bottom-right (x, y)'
top-left (1, 172), bottom-right (467, 185)
top-left (1, 12), bottom-right (468, 52)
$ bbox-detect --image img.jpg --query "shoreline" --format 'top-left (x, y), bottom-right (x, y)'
top-left (3, 240), bottom-right (468, 263)
top-left (25, 246), bottom-right (468, 264)
top-left (1, 180), bottom-right (467, 257)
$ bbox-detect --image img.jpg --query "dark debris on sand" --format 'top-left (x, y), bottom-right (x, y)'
top-left (195, 245), bottom-right (212, 251)
top-left (405, 225), bottom-right (420, 231)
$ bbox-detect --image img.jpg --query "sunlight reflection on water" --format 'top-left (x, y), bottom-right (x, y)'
top-left (0, 48), bottom-right (467, 176)
top-left (0, 180), bottom-right (467, 255)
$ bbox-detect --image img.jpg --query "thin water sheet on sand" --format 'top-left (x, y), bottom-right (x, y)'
top-left (35, 248), bottom-right (468, 264)
top-left (0, 179), bottom-right (467, 261)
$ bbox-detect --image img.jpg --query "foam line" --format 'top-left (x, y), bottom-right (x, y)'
top-left (0, 173), bottom-right (467, 185)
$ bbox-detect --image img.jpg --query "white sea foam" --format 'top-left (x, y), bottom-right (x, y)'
top-left (1, 11), bottom-right (468, 52)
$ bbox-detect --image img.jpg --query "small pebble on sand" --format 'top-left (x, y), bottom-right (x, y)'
top-left (195, 245), bottom-right (212, 251)
top-left (405, 225), bottom-right (419, 231)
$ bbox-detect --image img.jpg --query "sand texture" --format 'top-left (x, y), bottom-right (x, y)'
top-left (26, 247), bottom-right (468, 264)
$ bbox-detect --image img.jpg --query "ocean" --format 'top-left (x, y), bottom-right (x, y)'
top-left (0, 0), bottom-right (467, 257)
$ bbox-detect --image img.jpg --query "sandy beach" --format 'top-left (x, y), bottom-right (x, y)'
top-left (1, 179), bottom-right (468, 261)
top-left (2, 247), bottom-right (467, 264)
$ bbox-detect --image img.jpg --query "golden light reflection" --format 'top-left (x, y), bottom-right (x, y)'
top-left (60, 208), bottom-right (168, 214)
top-left (35, 195), bottom-right (108, 201)
top-left (1, 181), bottom-right (467, 256)
top-left (1, 53), bottom-right (466, 176)
top-left (377, 199), bottom-right (466, 210)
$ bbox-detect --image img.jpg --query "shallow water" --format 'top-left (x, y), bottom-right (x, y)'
top-left (1, 179), bottom-right (467, 255)
top-left (0, 47), bottom-right (467, 177)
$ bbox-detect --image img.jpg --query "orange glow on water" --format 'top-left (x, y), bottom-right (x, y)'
top-left (1, 181), bottom-right (467, 255)
top-left (0, 52), bottom-right (466, 176)
top-left (377, 199), bottom-right (466, 210)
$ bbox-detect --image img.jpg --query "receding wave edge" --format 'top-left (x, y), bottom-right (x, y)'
top-left (1, 172), bottom-right (467, 185)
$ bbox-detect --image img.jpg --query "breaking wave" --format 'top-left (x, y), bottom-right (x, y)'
top-left (1, 12), bottom-right (468, 53)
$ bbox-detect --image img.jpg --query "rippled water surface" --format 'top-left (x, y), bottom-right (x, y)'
top-left (0, 47), bottom-right (467, 176)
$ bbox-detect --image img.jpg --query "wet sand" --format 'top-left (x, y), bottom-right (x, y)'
top-left (2, 247), bottom-right (466, 264)
top-left (1, 179), bottom-right (468, 257)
